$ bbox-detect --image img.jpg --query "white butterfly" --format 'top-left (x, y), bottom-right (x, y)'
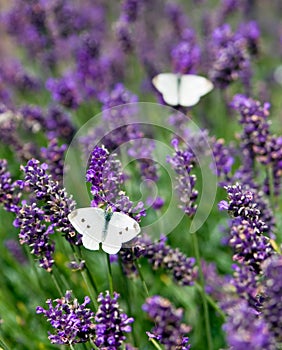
top-left (68, 207), bottom-right (141, 254)
top-left (152, 73), bottom-right (214, 107)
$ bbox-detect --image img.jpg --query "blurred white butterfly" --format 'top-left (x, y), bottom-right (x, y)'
top-left (152, 73), bottom-right (214, 107)
top-left (68, 208), bottom-right (141, 254)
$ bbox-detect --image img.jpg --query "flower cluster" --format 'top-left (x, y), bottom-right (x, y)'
top-left (94, 291), bottom-right (134, 349)
top-left (36, 291), bottom-right (95, 345)
top-left (86, 145), bottom-right (146, 222)
top-left (219, 183), bottom-right (273, 271)
top-left (208, 24), bottom-right (251, 89)
top-left (119, 235), bottom-right (197, 286)
top-left (143, 295), bottom-right (191, 349)
top-left (231, 94), bottom-right (282, 196)
top-left (14, 203), bottom-right (55, 271)
top-left (20, 159), bottom-right (79, 245)
top-left (223, 299), bottom-right (276, 350)
top-left (167, 139), bottom-right (198, 216)
top-left (0, 159), bottom-right (23, 213)
top-left (262, 256), bottom-right (282, 343)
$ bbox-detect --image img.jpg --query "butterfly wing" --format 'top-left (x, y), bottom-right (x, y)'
top-left (68, 207), bottom-right (105, 251)
top-left (102, 212), bottom-right (141, 254)
top-left (179, 75), bottom-right (214, 107)
top-left (152, 73), bottom-right (179, 106)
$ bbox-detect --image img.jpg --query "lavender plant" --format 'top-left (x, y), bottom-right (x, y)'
top-left (0, 1), bottom-right (281, 350)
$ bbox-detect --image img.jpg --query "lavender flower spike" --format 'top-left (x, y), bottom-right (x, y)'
top-left (94, 291), bottom-right (134, 349)
top-left (143, 295), bottom-right (191, 349)
top-left (36, 291), bottom-right (95, 345)
top-left (167, 138), bottom-right (198, 217)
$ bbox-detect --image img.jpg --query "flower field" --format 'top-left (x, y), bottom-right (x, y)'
top-left (0, 1), bottom-right (282, 349)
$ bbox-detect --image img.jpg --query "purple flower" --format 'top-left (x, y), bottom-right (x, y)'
top-left (262, 256), bottom-right (282, 342)
top-left (86, 145), bottom-right (146, 222)
top-left (231, 94), bottom-right (282, 196)
top-left (0, 106), bottom-right (38, 161)
top-left (167, 139), bottom-right (198, 216)
top-left (208, 24), bottom-right (251, 89)
top-left (229, 217), bottom-right (273, 271)
top-left (46, 75), bottom-right (81, 109)
top-left (146, 196), bottom-right (165, 210)
top-left (143, 295), bottom-right (191, 349)
top-left (121, 0), bottom-right (141, 22)
top-left (45, 106), bottom-right (75, 142)
top-left (144, 235), bottom-right (197, 286)
top-left (237, 21), bottom-right (260, 56)
top-left (5, 239), bottom-right (27, 265)
top-left (119, 235), bottom-right (197, 285)
top-left (0, 159), bottom-right (23, 213)
top-left (14, 203), bottom-right (55, 271)
top-left (21, 159), bottom-right (79, 245)
top-left (40, 138), bottom-right (67, 183)
top-left (94, 291), bottom-right (134, 349)
top-left (171, 40), bottom-right (201, 74)
top-left (36, 291), bottom-right (95, 345)
top-left (223, 299), bottom-right (276, 350)
top-left (211, 138), bottom-right (234, 184)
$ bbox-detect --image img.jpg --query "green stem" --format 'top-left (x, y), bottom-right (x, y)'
top-left (149, 338), bottom-right (164, 350)
top-left (267, 166), bottom-right (276, 211)
top-left (194, 282), bottom-right (226, 321)
top-left (90, 340), bottom-right (100, 350)
top-left (118, 256), bottom-right (138, 346)
top-left (135, 259), bottom-right (150, 297)
top-left (0, 337), bottom-right (10, 350)
top-left (69, 344), bottom-right (75, 350)
top-left (71, 247), bottom-right (98, 309)
top-left (106, 254), bottom-right (114, 297)
top-left (50, 271), bottom-right (64, 296)
top-left (192, 232), bottom-right (213, 350)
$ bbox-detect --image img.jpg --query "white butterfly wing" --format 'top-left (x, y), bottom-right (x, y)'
top-left (68, 208), bottom-right (105, 251)
top-left (179, 75), bottom-right (213, 107)
top-left (102, 212), bottom-right (141, 254)
top-left (152, 73), bottom-right (179, 106)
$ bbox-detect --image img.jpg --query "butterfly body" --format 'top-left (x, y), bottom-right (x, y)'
top-left (152, 73), bottom-right (213, 107)
top-left (68, 208), bottom-right (141, 254)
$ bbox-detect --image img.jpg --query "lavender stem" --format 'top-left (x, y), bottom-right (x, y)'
top-left (192, 232), bottom-right (213, 350)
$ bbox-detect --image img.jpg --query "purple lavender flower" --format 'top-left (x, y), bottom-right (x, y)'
top-left (36, 291), bottom-right (95, 345)
top-left (143, 235), bottom-right (197, 285)
top-left (229, 218), bottom-right (273, 271)
top-left (86, 145), bottom-right (146, 222)
top-left (230, 264), bottom-right (260, 308)
top-left (143, 295), bottom-right (191, 349)
top-left (94, 291), bottom-right (134, 349)
top-left (0, 159), bottom-right (23, 213)
top-left (40, 139), bottom-right (67, 183)
top-left (237, 21), bottom-right (260, 56)
top-left (119, 235), bottom-right (197, 285)
top-left (171, 40), bottom-right (201, 74)
top-left (211, 138), bottom-right (234, 184)
top-left (167, 138), bottom-right (198, 217)
top-left (45, 106), bottom-right (75, 142)
top-left (0, 107), bottom-right (38, 161)
top-left (146, 196), bottom-right (165, 210)
top-left (5, 239), bottom-right (27, 265)
top-left (121, 0), bottom-right (141, 22)
top-left (46, 75), bottom-right (81, 109)
top-left (14, 203), bottom-right (55, 271)
top-left (231, 94), bottom-right (282, 196)
top-left (21, 159), bottom-right (79, 245)
top-left (127, 139), bottom-right (159, 182)
top-left (262, 256), bottom-right (282, 342)
top-left (208, 24), bottom-right (251, 89)
top-left (20, 105), bottom-right (46, 133)
top-left (223, 299), bottom-right (276, 350)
